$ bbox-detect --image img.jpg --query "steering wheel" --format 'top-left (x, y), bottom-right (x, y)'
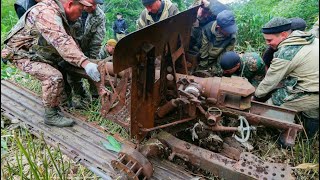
top-left (233, 116), bottom-right (251, 143)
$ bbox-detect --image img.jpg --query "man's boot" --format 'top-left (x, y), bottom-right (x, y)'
top-left (303, 116), bottom-right (319, 139)
top-left (44, 107), bottom-right (75, 127)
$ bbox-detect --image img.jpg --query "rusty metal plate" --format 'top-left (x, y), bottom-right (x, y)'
top-left (156, 131), bottom-right (294, 180)
top-left (233, 152), bottom-right (294, 180)
top-left (113, 5), bottom-right (199, 73)
top-left (220, 76), bottom-right (255, 97)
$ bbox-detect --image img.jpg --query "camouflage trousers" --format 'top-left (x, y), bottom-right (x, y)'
top-left (116, 33), bottom-right (126, 41)
top-left (13, 59), bottom-right (66, 108)
top-left (266, 93), bottom-right (319, 122)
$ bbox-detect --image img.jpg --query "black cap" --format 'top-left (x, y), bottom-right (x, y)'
top-left (141, 0), bottom-right (156, 6)
top-left (289, 17), bottom-right (307, 31)
top-left (220, 51), bottom-right (241, 70)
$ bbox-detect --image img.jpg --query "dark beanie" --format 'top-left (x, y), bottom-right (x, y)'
top-left (220, 51), bottom-right (241, 70)
top-left (142, 0), bottom-right (156, 6)
top-left (289, 17), bottom-right (307, 31)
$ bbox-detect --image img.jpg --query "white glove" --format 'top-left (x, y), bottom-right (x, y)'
top-left (84, 62), bottom-right (100, 82)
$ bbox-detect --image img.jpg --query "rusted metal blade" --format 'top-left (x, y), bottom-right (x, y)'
top-left (113, 5), bottom-right (199, 73)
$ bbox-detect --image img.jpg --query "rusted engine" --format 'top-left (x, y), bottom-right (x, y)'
top-left (64, 5), bottom-right (302, 180)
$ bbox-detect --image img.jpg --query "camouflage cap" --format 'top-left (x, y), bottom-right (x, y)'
top-left (262, 17), bottom-right (291, 34)
top-left (78, 0), bottom-right (92, 7)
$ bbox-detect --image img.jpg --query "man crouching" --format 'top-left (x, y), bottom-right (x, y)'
top-left (1, 0), bottom-right (101, 127)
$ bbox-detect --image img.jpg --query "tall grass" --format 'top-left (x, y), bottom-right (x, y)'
top-left (231, 0), bottom-right (319, 52)
top-left (1, 128), bottom-right (100, 179)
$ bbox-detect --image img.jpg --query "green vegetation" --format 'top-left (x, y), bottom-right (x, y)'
top-left (0, 0), bottom-right (18, 46)
top-left (232, 0), bottom-right (319, 52)
top-left (1, 127), bottom-right (100, 179)
top-left (1, 0), bottom-right (319, 179)
top-left (102, 0), bottom-right (189, 43)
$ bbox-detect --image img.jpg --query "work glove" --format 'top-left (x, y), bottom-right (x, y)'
top-left (84, 62), bottom-right (100, 82)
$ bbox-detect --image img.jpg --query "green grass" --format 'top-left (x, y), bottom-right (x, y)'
top-left (1, 126), bottom-right (101, 179)
top-left (232, 0), bottom-right (319, 53)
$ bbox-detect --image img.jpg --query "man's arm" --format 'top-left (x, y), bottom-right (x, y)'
top-left (33, 7), bottom-right (89, 67)
top-left (136, 11), bottom-right (146, 30)
top-left (199, 31), bottom-right (210, 60)
top-left (255, 58), bottom-right (291, 98)
top-left (87, 9), bottom-right (106, 59)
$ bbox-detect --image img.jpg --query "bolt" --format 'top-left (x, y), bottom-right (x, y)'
top-left (185, 143), bottom-right (191, 149)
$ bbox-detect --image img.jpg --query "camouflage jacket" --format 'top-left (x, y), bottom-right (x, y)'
top-left (1, 0), bottom-right (88, 67)
top-left (98, 46), bottom-right (111, 60)
top-left (136, 0), bottom-right (179, 30)
top-left (236, 52), bottom-right (266, 87)
top-left (199, 21), bottom-right (236, 67)
top-left (255, 31), bottom-right (319, 105)
top-left (70, 5), bottom-right (106, 59)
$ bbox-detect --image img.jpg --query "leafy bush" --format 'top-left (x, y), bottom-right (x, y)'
top-left (231, 0), bottom-right (319, 52)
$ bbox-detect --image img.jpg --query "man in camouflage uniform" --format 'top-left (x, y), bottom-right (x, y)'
top-left (189, 0), bottom-right (229, 54)
top-left (219, 51), bottom-right (266, 87)
top-left (262, 17), bottom-right (307, 70)
top-left (71, 0), bottom-right (105, 59)
top-left (136, 0), bottom-right (179, 30)
top-left (198, 10), bottom-right (237, 77)
top-left (1, 0), bottom-right (101, 127)
top-left (99, 39), bottom-right (117, 60)
top-left (66, 0), bottom-right (106, 105)
top-left (255, 17), bottom-right (319, 145)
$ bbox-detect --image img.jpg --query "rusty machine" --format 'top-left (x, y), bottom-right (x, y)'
top-left (65, 5), bottom-right (304, 180)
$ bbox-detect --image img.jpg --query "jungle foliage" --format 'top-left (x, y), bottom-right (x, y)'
top-left (231, 0), bottom-right (319, 52)
top-left (1, 0), bottom-right (318, 51)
